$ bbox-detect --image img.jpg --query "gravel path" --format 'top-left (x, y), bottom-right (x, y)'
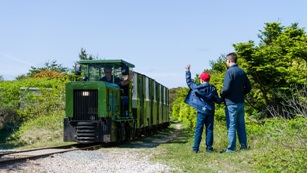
top-left (0, 128), bottom-right (182, 173)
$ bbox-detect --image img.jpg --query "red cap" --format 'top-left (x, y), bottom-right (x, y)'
top-left (200, 72), bottom-right (210, 81)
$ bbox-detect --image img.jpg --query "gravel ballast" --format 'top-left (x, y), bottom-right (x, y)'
top-left (0, 127), bottom-right (181, 173)
top-left (1, 149), bottom-right (176, 173)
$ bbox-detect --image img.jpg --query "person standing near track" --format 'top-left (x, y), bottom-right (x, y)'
top-left (184, 64), bottom-right (223, 153)
top-left (220, 52), bottom-right (251, 152)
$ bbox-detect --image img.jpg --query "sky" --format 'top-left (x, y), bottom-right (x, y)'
top-left (1, 1), bottom-right (306, 88)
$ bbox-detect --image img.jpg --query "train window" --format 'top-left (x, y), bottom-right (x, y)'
top-left (145, 78), bottom-right (149, 99)
top-left (88, 65), bottom-right (101, 81)
top-left (164, 89), bottom-right (166, 104)
top-left (153, 81), bottom-right (156, 101)
top-left (100, 65), bottom-right (124, 84)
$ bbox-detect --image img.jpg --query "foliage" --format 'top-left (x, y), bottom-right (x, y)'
top-left (7, 111), bottom-right (65, 146)
top-left (249, 116), bottom-right (307, 172)
top-left (33, 69), bottom-right (68, 80)
top-left (18, 85), bottom-right (65, 122)
top-left (0, 106), bottom-right (19, 130)
top-left (15, 74), bottom-right (27, 80)
top-left (171, 87), bottom-right (189, 120)
top-left (0, 78), bottom-right (66, 126)
top-left (79, 48), bottom-right (98, 60)
top-left (209, 54), bottom-right (227, 73)
top-left (26, 60), bottom-right (70, 78)
top-left (234, 22), bottom-right (307, 117)
top-left (153, 117), bottom-right (307, 173)
top-left (169, 87), bottom-right (183, 113)
top-left (267, 85), bottom-right (307, 118)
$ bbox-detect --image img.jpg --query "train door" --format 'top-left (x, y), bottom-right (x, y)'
top-left (132, 72), bottom-right (144, 131)
top-left (132, 73), bottom-right (139, 126)
top-left (107, 87), bottom-right (120, 117)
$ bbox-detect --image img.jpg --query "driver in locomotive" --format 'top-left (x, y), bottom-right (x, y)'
top-left (100, 66), bottom-right (134, 87)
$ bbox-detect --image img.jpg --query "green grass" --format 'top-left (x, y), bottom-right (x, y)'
top-left (152, 117), bottom-right (307, 173)
top-left (1, 111), bottom-right (70, 149)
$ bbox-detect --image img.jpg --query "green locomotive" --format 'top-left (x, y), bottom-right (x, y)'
top-left (64, 59), bottom-right (169, 143)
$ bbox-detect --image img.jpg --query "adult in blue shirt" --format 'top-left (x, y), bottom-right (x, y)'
top-left (220, 52), bottom-right (252, 152)
top-left (185, 64), bottom-right (222, 153)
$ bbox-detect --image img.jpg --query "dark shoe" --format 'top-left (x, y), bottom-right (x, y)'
top-left (240, 144), bottom-right (247, 150)
top-left (192, 150), bottom-right (198, 153)
top-left (240, 146), bottom-right (250, 151)
top-left (206, 148), bottom-right (214, 153)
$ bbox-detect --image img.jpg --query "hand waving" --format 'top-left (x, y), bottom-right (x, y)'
top-left (186, 64), bottom-right (191, 71)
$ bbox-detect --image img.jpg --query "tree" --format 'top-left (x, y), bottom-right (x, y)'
top-left (26, 60), bottom-right (69, 78)
top-left (234, 22), bottom-right (307, 117)
top-left (210, 54), bottom-right (227, 73)
top-left (79, 48), bottom-right (96, 60)
top-left (0, 75), bottom-right (3, 81)
top-left (33, 70), bottom-right (66, 79)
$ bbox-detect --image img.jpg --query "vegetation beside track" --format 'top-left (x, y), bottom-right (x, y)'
top-left (1, 116), bottom-right (307, 172)
top-left (151, 118), bottom-right (307, 173)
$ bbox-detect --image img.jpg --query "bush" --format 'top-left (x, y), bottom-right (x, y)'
top-left (249, 116), bottom-right (307, 172)
top-left (0, 106), bottom-right (20, 130)
top-left (7, 111), bottom-right (65, 146)
top-left (0, 78), bottom-right (67, 146)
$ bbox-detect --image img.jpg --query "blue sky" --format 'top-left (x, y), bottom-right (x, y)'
top-left (1, 1), bottom-right (306, 88)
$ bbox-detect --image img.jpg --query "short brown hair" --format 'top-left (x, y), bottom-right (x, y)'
top-left (226, 52), bottom-right (237, 63)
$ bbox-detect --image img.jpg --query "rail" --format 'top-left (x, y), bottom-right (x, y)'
top-left (0, 143), bottom-right (104, 165)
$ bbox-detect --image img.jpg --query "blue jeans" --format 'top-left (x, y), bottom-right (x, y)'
top-left (192, 112), bottom-right (214, 152)
top-left (225, 103), bottom-right (247, 152)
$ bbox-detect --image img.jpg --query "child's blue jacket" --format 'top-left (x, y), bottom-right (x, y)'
top-left (184, 71), bottom-right (222, 115)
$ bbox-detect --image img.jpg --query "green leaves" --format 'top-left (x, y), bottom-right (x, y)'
top-left (0, 78), bottom-right (66, 124)
top-left (234, 22), bottom-right (307, 117)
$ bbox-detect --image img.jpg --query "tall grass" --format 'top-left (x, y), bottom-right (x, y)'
top-left (7, 111), bottom-right (65, 147)
top-left (159, 85), bottom-right (307, 172)
top-left (152, 117), bottom-right (307, 173)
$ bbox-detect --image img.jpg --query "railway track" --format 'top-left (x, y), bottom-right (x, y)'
top-left (0, 143), bottom-right (104, 165)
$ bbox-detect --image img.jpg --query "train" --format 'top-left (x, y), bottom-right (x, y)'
top-left (64, 59), bottom-right (170, 143)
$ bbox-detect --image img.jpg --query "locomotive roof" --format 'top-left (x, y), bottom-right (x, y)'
top-left (78, 59), bottom-right (135, 68)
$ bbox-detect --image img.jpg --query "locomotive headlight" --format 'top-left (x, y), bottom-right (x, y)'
top-left (82, 91), bottom-right (90, 96)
